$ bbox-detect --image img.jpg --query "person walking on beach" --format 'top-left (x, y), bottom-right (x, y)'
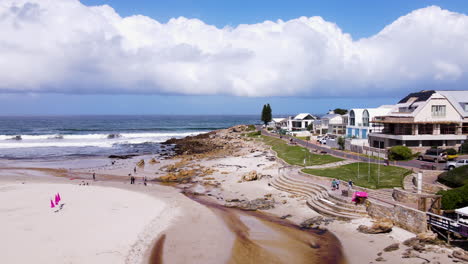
top-left (134, 167), bottom-right (137, 174)
top-left (336, 179), bottom-right (340, 190)
top-left (144, 176), bottom-right (147, 186)
top-left (331, 179), bottom-right (336, 190)
top-left (348, 179), bottom-right (353, 189)
top-left (92, 172), bottom-right (96, 181)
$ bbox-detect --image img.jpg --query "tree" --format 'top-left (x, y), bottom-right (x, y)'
top-left (337, 136), bottom-right (345, 150)
top-left (333, 108), bottom-right (348, 115)
top-left (261, 104), bottom-right (272, 125)
top-left (388, 145), bottom-right (412, 161)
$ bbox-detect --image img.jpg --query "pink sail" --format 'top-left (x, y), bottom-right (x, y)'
top-left (55, 194), bottom-right (59, 205)
top-left (50, 199), bottom-right (55, 208)
top-left (57, 193), bottom-right (61, 202)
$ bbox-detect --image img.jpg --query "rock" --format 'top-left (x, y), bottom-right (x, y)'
top-left (453, 250), bottom-right (468, 262)
top-left (107, 133), bottom-right (121, 139)
top-left (375, 257), bottom-right (385, 262)
top-left (149, 158), bottom-right (160, 164)
top-left (417, 231), bottom-right (437, 243)
top-left (225, 198), bottom-right (240, 202)
top-left (402, 249), bottom-right (419, 259)
top-left (230, 198), bottom-right (275, 211)
top-left (357, 219), bottom-right (393, 234)
top-left (280, 214), bottom-right (292, 219)
top-left (383, 243), bottom-right (399, 252)
top-left (10, 135), bottom-right (22, 140)
top-left (136, 159), bottom-right (145, 167)
top-left (403, 237), bottom-right (419, 247)
top-left (108, 154), bottom-right (138, 159)
top-left (242, 170), bottom-right (259, 181)
top-left (300, 216), bottom-right (324, 229)
top-left (412, 244), bottom-right (425, 252)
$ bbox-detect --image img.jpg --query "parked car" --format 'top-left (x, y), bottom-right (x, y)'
top-left (418, 149), bottom-right (448, 163)
top-left (446, 159), bottom-right (468, 170)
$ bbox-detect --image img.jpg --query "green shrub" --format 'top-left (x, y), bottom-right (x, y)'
top-left (267, 127), bottom-right (273, 131)
top-left (445, 148), bottom-right (457, 155)
top-left (246, 124), bottom-right (256, 131)
top-left (461, 142), bottom-right (468, 154)
top-left (388, 145), bottom-right (412, 161)
top-left (246, 131), bottom-right (261, 137)
top-left (438, 184), bottom-right (468, 210)
top-left (438, 165), bottom-right (468, 188)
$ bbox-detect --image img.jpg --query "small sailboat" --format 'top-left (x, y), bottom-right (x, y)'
top-left (50, 199), bottom-right (55, 208)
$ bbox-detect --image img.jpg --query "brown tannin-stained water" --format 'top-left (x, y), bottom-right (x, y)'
top-left (165, 195), bottom-right (347, 264)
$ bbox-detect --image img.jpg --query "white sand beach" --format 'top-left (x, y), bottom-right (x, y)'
top-left (0, 181), bottom-right (177, 264)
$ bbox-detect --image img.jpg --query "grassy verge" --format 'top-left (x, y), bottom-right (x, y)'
top-left (260, 135), bottom-right (343, 166)
top-left (302, 162), bottom-right (412, 189)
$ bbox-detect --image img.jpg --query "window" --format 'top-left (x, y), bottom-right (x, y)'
top-left (362, 110), bottom-right (369, 127)
top-left (431, 105), bottom-right (446, 117)
top-left (350, 110), bottom-right (355, 126)
top-left (464, 104), bottom-right (468, 112)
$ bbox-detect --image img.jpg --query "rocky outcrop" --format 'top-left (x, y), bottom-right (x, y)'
top-left (383, 243), bottom-right (399, 252)
top-left (107, 133), bottom-right (121, 139)
top-left (225, 198), bottom-right (275, 211)
top-left (357, 219), bottom-right (393, 234)
top-left (299, 216), bottom-right (334, 229)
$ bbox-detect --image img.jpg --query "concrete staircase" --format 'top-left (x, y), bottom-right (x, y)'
top-left (270, 174), bottom-right (368, 220)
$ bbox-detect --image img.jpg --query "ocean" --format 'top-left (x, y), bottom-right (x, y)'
top-left (0, 115), bottom-right (259, 159)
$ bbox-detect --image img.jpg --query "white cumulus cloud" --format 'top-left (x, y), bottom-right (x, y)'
top-left (0, 0), bottom-right (467, 97)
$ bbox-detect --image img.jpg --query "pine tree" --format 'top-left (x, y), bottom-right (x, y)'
top-left (261, 104), bottom-right (272, 125)
top-left (261, 104), bottom-right (267, 125)
top-left (266, 104), bottom-right (272, 124)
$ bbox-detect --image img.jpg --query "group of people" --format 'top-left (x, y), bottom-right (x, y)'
top-left (129, 174), bottom-right (147, 186)
top-left (331, 179), bottom-right (354, 191)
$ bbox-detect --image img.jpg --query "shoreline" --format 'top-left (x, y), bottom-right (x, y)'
top-left (0, 125), bottom-right (459, 263)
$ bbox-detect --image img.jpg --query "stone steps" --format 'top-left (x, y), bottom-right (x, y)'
top-left (274, 177), bottom-right (367, 215)
top-left (278, 174), bottom-right (367, 211)
top-left (271, 175), bottom-right (367, 220)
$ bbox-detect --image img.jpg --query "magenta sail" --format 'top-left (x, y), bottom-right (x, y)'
top-left (50, 199), bottom-right (55, 208)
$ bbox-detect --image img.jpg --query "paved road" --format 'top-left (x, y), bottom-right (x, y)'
top-left (260, 129), bottom-right (446, 171)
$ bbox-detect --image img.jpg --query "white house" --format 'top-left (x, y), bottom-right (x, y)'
top-left (269, 117), bottom-right (288, 129)
top-left (347, 106), bottom-right (393, 139)
top-left (368, 90), bottom-right (468, 149)
top-left (287, 113), bottom-right (317, 131)
top-left (319, 114), bottom-right (347, 135)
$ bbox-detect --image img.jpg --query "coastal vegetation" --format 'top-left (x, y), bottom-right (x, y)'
top-left (259, 135), bottom-right (343, 166)
top-left (438, 185), bottom-right (468, 210)
top-left (438, 165), bottom-right (468, 188)
top-left (388, 145), bottom-right (413, 161)
top-left (302, 163), bottom-right (412, 189)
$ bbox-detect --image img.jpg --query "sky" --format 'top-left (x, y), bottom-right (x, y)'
top-left (1, 0), bottom-right (468, 115)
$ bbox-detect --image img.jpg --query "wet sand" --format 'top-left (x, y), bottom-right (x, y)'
top-left (189, 195), bottom-right (345, 264)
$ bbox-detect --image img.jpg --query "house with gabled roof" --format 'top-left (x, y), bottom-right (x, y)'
top-left (368, 90), bottom-right (468, 150)
top-left (287, 113), bottom-right (317, 131)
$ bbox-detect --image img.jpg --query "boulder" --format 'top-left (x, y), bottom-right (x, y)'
top-left (383, 243), bottom-right (399, 252)
top-left (357, 219), bottom-right (393, 234)
top-left (416, 231), bottom-right (437, 243)
top-left (242, 170), bottom-right (259, 181)
top-left (453, 250), bottom-right (468, 262)
top-left (300, 216), bottom-right (324, 229)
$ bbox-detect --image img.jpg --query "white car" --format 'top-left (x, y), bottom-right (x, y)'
top-left (446, 159), bottom-right (468, 170)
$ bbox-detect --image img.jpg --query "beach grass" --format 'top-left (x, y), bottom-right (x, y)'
top-left (259, 135), bottom-right (343, 166)
top-left (302, 162), bottom-right (412, 189)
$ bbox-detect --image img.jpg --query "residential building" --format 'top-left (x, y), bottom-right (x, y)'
top-left (368, 90), bottom-right (468, 150)
top-left (319, 113), bottom-right (347, 135)
top-left (269, 117), bottom-right (288, 129)
top-left (346, 106), bottom-right (393, 139)
top-left (287, 113), bottom-right (317, 131)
